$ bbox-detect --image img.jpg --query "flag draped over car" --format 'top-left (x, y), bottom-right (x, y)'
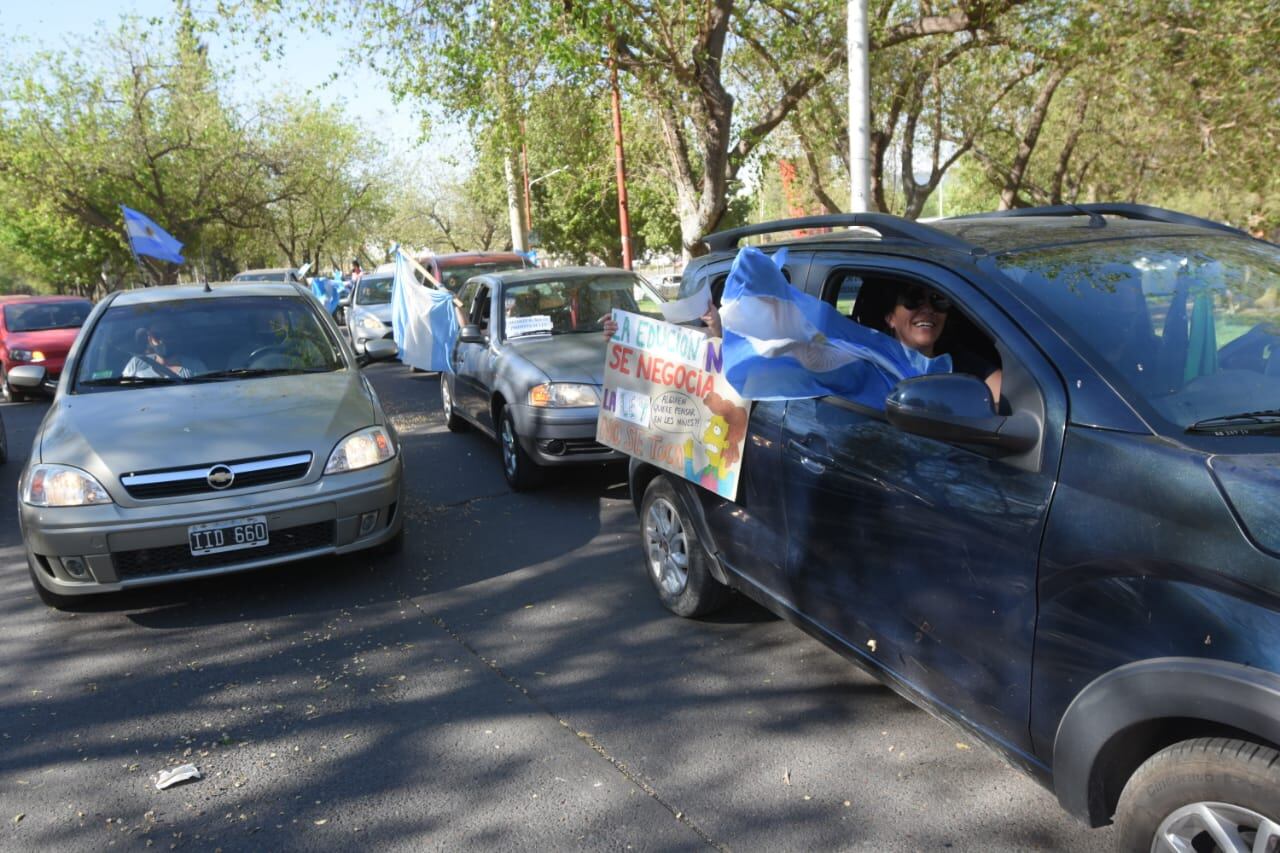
top-left (120, 205), bottom-right (185, 265)
top-left (719, 247), bottom-right (951, 405)
top-left (390, 248), bottom-right (458, 373)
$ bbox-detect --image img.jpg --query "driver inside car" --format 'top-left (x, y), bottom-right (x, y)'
top-left (122, 319), bottom-right (208, 380)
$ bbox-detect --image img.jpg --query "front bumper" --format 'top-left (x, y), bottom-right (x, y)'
top-left (21, 457), bottom-right (404, 595)
top-left (352, 326), bottom-right (393, 353)
top-left (507, 402), bottom-right (623, 466)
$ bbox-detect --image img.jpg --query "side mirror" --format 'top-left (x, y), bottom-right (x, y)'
top-left (459, 324), bottom-right (486, 344)
top-left (361, 339), bottom-right (399, 364)
top-left (8, 364), bottom-right (47, 388)
top-left (885, 374), bottom-right (1039, 454)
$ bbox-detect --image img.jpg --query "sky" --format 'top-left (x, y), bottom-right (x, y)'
top-left (6, 0), bottom-right (471, 179)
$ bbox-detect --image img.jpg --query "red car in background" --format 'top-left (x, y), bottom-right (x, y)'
top-left (415, 251), bottom-right (531, 293)
top-left (1, 295), bottom-right (93, 402)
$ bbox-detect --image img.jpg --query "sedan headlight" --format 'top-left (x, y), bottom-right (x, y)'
top-left (528, 383), bottom-right (598, 408)
top-left (324, 426), bottom-right (396, 474)
top-left (357, 315), bottom-right (385, 333)
top-left (9, 349), bottom-right (43, 362)
top-left (21, 464), bottom-right (113, 507)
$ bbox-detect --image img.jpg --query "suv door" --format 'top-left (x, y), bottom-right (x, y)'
top-left (454, 280), bottom-right (493, 427)
top-left (778, 255), bottom-right (1066, 754)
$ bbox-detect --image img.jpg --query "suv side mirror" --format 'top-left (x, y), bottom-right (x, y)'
top-left (885, 374), bottom-right (1039, 453)
top-left (459, 324), bottom-right (486, 344)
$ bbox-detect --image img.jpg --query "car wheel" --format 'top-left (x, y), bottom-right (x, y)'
top-left (440, 375), bottom-right (467, 432)
top-left (27, 555), bottom-right (74, 610)
top-left (1115, 737), bottom-right (1280, 853)
top-left (1, 369), bottom-right (26, 403)
top-left (499, 407), bottom-right (540, 491)
top-left (641, 476), bottom-right (729, 617)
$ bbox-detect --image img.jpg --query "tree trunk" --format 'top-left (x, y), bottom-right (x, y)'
top-left (1000, 65), bottom-right (1069, 210)
top-left (503, 151), bottom-right (527, 254)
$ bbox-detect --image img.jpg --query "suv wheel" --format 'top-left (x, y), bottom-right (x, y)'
top-left (499, 407), bottom-right (540, 490)
top-left (1115, 737), bottom-right (1280, 853)
top-left (641, 476), bottom-right (729, 617)
top-left (441, 375), bottom-right (467, 432)
top-left (2, 369), bottom-right (26, 403)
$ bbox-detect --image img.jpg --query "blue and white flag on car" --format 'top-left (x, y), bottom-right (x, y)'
top-left (391, 247), bottom-right (458, 373)
top-left (310, 277), bottom-right (342, 314)
top-left (719, 247), bottom-right (951, 405)
top-left (121, 205), bottom-right (185, 264)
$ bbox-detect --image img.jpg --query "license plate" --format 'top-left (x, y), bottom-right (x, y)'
top-left (188, 515), bottom-right (270, 556)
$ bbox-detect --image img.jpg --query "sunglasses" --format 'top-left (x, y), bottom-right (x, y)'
top-left (899, 288), bottom-right (952, 313)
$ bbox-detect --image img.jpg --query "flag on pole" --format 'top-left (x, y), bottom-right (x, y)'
top-left (390, 247), bottom-right (458, 372)
top-left (719, 247), bottom-right (951, 405)
top-left (121, 206), bottom-right (185, 264)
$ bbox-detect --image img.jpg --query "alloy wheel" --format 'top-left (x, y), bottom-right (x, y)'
top-left (644, 497), bottom-right (689, 596)
top-left (441, 377), bottom-right (452, 418)
top-left (501, 416), bottom-right (518, 479)
top-left (1152, 802), bottom-right (1279, 853)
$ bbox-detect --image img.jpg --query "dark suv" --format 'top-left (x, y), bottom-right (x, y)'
top-left (628, 205), bottom-right (1280, 852)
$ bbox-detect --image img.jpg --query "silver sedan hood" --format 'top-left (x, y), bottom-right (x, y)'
top-left (38, 372), bottom-right (375, 496)
top-left (508, 335), bottom-right (609, 385)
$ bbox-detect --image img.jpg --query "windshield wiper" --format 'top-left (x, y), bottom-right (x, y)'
top-left (1187, 410), bottom-right (1280, 434)
top-left (191, 367), bottom-right (330, 381)
top-left (79, 375), bottom-right (178, 387)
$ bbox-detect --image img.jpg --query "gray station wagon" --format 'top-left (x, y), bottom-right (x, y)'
top-left (14, 282), bottom-right (403, 607)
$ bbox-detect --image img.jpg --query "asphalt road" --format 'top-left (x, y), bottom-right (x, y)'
top-left (0, 363), bottom-right (1114, 851)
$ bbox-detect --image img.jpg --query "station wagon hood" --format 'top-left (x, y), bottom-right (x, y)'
top-left (509, 335), bottom-right (608, 385)
top-left (38, 372), bottom-right (374, 487)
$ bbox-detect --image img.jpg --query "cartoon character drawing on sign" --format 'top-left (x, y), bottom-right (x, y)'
top-left (683, 391), bottom-right (748, 494)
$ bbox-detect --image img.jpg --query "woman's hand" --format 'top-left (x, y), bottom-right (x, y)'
top-left (701, 303), bottom-right (723, 338)
top-left (601, 314), bottom-right (618, 339)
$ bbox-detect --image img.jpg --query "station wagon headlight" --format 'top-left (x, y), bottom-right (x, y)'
top-left (528, 383), bottom-right (598, 408)
top-left (357, 315), bottom-right (384, 332)
top-left (325, 426), bottom-right (396, 474)
top-left (21, 464), bottom-right (113, 507)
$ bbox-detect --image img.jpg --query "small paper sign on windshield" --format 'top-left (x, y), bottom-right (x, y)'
top-left (597, 309), bottom-right (748, 501)
top-left (505, 315), bottom-right (554, 337)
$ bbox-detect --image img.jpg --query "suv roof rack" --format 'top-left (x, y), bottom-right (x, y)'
top-left (952, 203), bottom-right (1252, 238)
top-left (701, 213), bottom-right (980, 254)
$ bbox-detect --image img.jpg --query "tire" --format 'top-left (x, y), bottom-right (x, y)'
top-left (1115, 737), bottom-right (1280, 853)
top-left (1, 369), bottom-right (26, 403)
top-left (27, 555), bottom-right (74, 610)
top-left (640, 476), bottom-right (729, 617)
top-left (440, 375), bottom-right (467, 432)
top-left (499, 407), bottom-right (541, 491)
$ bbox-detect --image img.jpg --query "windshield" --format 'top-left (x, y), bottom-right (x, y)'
top-left (997, 236), bottom-right (1280, 432)
top-left (501, 274), bottom-right (661, 339)
top-left (233, 271), bottom-right (292, 282)
top-left (4, 300), bottom-right (91, 332)
top-left (356, 276), bottom-right (393, 305)
top-left (441, 260), bottom-right (526, 293)
top-left (73, 295), bottom-right (346, 391)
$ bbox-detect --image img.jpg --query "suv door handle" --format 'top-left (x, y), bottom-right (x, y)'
top-left (786, 438), bottom-right (834, 473)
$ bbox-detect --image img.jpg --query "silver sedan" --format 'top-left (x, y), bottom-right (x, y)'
top-left (12, 282), bottom-right (404, 607)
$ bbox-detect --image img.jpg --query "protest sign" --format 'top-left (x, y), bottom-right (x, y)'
top-left (597, 310), bottom-right (749, 501)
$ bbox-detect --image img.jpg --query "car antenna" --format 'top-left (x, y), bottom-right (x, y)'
top-left (1066, 204), bottom-right (1107, 229)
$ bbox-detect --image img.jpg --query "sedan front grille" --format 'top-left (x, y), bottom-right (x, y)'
top-left (562, 438), bottom-right (613, 456)
top-left (112, 521), bottom-right (335, 580)
top-left (121, 452), bottom-right (312, 499)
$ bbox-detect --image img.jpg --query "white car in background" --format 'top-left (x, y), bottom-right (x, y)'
top-left (347, 272), bottom-right (395, 356)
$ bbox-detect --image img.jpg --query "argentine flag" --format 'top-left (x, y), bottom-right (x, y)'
top-left (720, 247), bottom-right (951, 405)
top-left (121, 205), bottom-right (185, 264)
top-left (390, 247), bottom-right (458, 373)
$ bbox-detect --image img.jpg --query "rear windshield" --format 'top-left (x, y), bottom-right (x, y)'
top-left (73, 295), bottom-right (346, 391)
top-left (440, 260), bottom-right (526, 293)
top-left (4, 300), bottom-right (91, 332)
top-left (997, 236), bottom-right (1280, 432)
top-left (233, 271), bottom-right (293, 282)
top-left (356, 276), bottom-right (393, 305)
